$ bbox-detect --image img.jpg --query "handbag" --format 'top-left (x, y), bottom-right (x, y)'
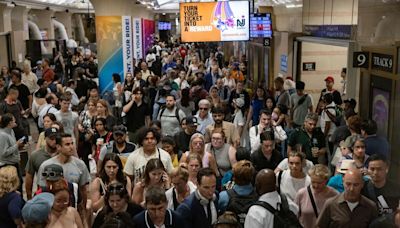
top-left (88, 154), bottom-right (97, 175)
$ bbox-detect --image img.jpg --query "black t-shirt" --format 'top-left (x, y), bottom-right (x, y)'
top-left (362, 180), bottom-right (400, 215)
top-left (174, 131), bottom-right (196, 155)
top-left (92, 202), bottom-right (143, 228)
top-left (251, 149), bottom-right (282, 172)
top-left (15, 83), bottom-right (31, 109)
top-left (126, 102), bottom-right (150, 133)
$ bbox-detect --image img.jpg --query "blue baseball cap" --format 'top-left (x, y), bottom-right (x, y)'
top-left (22, 192), bottom-right (54, 223)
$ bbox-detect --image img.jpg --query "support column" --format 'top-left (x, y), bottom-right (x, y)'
top-left (55, 11), bottom-right (72, 38)
top-left (0, 2), bottom-right (14, 33)
top-left (11, 5), bottom-right (30, 66)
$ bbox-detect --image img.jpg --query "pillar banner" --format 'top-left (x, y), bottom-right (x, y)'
top-left (133, 18), bottom-right (143, 61)
top-left (141, 19), bottom-right (155, 57)
top-left (96, 16), bottom-right (123, 93)
top-left (122, 16), bottom-right (133, 75)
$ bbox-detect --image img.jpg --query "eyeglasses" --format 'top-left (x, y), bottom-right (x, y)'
top-left (199, 107), bottom-right (208, 110)
top-left (107, 183), bottom-right (125, 193)
top-left (42, 171), bottom-right (62, 178)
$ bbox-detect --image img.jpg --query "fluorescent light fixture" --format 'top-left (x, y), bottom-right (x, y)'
top-left (286, 3), bottom-right (302, 8)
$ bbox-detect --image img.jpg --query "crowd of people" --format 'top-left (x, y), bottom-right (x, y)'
top-left (0, 41), bottom-right (399, 228)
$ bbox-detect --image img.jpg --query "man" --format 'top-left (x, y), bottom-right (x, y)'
top-left (251, 131), bottom-right (282, 172)
top-left (204, 65), bottom-right (220, 92)
top-left (290, 81), bottom-right (313, 129)
top-left (37, 133), bottom-right (90, 210)
top-left (157, 94), bottom-right (186, 136)
top-left (54, 94), bottom-right (79, 146)
top-left (25, 127), bottom-right (59, 199)
top-left (10, 69), bottom-right (32, 110)
top-left (122, 87), bottom-right (150, 142)
top-left (320, 93), bottom-right (337, 140)
top-left (38, 93), bottom-right (58, 131)
top-left (64, 80), bottom-right (80, 107)
top-left (204, 106), bottom-right (239, 147)
top-left (133, 187), bottom-right (185, 228)
top-left (124, 127), bottom-right (173, 184)
top-left (174, 116), bottom-right (200, 155)
top-left (140, 61), bottom-right (153, 82)
top-left (177, 168), bottom-right (218, 228)
top-left (98, 125), bottom-right (137, 169)
top-left (215, 78), bottom-right (230, 104)
top-left (316, 76), bottom-right (342, 113)
top-left (317, 168), bottom-right (378, 227)
top-left (228, 81), bottom-right (250, 112)
top-left (360, 119), bottom-right (390, 159)
top-left (249, 109), bottom-right (273, 153)
top-left (162, 55), bottom-right (177, 75)
top-left (0, 86), bottom-right (27, 139)
top-left (195, 99), bottom-right (214, 134)
top-left (343, 98), bottom-right (357, 116)
top-left (42, 58), bottom-right (55, 83)
top-left (288, 113), bottom-right (326, 164)
top-left (340, 68), bottom-right (347, 98)
top-left (245, 169), bottom-right (298, 228)
top-left (85, 56), bottom-right (98, 79)
top-left (362, 154), bottom-right (400, 215)
top-left (274, 77), bottom-right (290, 108)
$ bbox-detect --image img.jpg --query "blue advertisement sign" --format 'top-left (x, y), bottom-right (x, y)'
top-left (280, 55), bottom-right (288, 73)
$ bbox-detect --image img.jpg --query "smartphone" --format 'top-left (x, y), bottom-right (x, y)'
top-left (19, 136), bottom-right (27, 144)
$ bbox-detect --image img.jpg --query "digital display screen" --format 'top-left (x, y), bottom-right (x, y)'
top-left (158, 22), bottom-right (171, 30)
top-left (250, 13), bottom-right (272, 38)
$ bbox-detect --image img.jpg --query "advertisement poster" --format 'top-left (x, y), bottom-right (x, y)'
top-left (96, 16), bottom-right (123, 93)
top-left (180, 1), bottom-right (249, 42)
top-left (122, 16), bottom-right (133, 75)
top-left (142, 19), bottom-right (155, 58)
top-left (372, 87), bottom-right (390, 137)
top-left (133, 18), bottom-right (143, 60)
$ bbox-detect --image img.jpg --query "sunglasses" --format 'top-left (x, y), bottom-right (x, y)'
top-left (42, 171), bottom-right (62, 178)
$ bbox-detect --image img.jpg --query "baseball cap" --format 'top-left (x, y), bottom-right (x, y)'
top-left (22, 192), bottom-right (54, 223)
top-left (324, 76), bottom-right (334, 83)
top-left (42, 164), bottom-right (64, 181)
top-left (113, 125), bottom-right (127, 135)
top-left (44, 127), bottom-right (59, 138)
top-left (233, 97), bottom-right (245, 108)
top-left (295, 81), bottom-right (305, 90)
top-left (184, 116), bottom-right (199, 126)
top-left (344, 98), bottom-right (357, 108)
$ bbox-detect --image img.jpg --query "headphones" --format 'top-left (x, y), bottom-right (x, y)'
top-left (195, 190), bottom-right (216, 206)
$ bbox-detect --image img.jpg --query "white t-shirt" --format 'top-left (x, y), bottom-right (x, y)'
top-left (123, 147), bottom-right (173, 183)
top-left (277, 169), bottom-right (311, 203)
top-left (320, 102), bottom-right (336, 138)
top-left (54, 110), bottom-right (79, 139)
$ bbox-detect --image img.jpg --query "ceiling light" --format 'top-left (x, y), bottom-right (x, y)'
top-left (286, 4), bottom-right (302, 8)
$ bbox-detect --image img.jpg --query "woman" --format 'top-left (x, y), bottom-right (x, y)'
top-left (179, 133), bottom-right (218, 175)
top-left (264, 96), bottom-right (275, 113)
top-left (92, 118), bottom-right (113, 162)
top-left (80, 98), bottom-right (98, 132)
top-left (206, 128), bottom-right (237, 177)
top-left (295, 165), bottom-right (338, 228)
top-left (186, 55), bottom-right (200, 78)
top-left (0, 114), bottom-right (25, 191)
top-left (176, 88), bottom-right (195, 116)
top-left (222, 68), bottom-right (236, 91)
top-left (36, 113), bottom-right (57, 150)
top-left (92, 182), bottom-right (143, 228)
top-left (229, 63), bottom-right (244, 82)
top-left (232, 98), bottom-right (247, 148)
top-left (161, 136), bottom-right (179, 168)
top-left (21, 62), bottom-right (39, 94)
top-left (1, 66), bottom-right (11, 87)
top-left (48, 186), bottom-right (84, 228)
top-left (185, 153), bottom-right (203, 186)
top-left (131, 158), bottom-right (170, 206)
top-left (78, 98), bottom-right (98, 166)
top-left (31, 88), bottom-right (48, 130)
top-left (165, 166), bottom-right (196, 210)
top-left (123, 72), bottom-right (134, 93)
top-left (337, 137), bottom-right (369, 175)
top-left (90, 153), bottom-right (132, 212)
top-left (207, 86), bottom-right (224, 109)
top-left (96, 99), bottom-right (117, 132)
top-left (0, 166), bottom-right (25, 228)
top-left (247, 86), bottom-right (267, 127)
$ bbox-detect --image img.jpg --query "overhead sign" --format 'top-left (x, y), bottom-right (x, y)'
top-left (371, 53), bottom-right (393, 73)
top-left (353, 52), bottom-right (369, 68)
top-left (250, 13), bottom-right (272, 38)
top-left (133, 18), bottom-right (143, 60)
top-left (180, 1), bottom-right (250, 42)
top-left (304, 25), bottom-right (354, 39)
top-left (303, 62), bottom-right (316, 71)
top-left (122, 16), bottom-right (133, 75)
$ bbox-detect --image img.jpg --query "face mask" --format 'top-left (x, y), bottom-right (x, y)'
top-left (272, 112), bottom-right (278, 121)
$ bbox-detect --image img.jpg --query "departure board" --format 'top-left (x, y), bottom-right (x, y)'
top-left (250, 13), bottom-right (272, 38)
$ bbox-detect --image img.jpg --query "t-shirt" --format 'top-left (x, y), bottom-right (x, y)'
top-left (0, 192), bottom-right (25, 228)
top-left (25, 148), bottom-right (52, 175)
top-left (157, 106), bottom-right (186, 136)
top-left (320, 102), bottom-right (336, 138)
top-left (55, 110), bottom-right (79, 139)
top-left (126, 102), bottom-right (150, 133)
top-left (37, 155), bottom-right (91, 187)
top-left (277, 169), bottom-right (311, 203)
top-left (277, 158), bottom-right (314, 174)
top-left (362, 180), bottom-right (400, 215)
top-left (14, 83), bottom-right (31, 110)
top-left (123, 147), bottom-right (173, 183)
top-left (290, 93), bottom-right (313, 126)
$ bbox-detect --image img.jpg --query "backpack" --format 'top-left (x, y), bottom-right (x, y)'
top-left (226, 189), bottom-right (259, 227)
top-left (158, 106), bottom-right (181, 123)
top-left (325, 105), bottom-right (343, 126)
top-left (253, 194), bottom-right (303, 228)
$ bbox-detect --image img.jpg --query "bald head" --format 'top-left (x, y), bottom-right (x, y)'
top-left (343, 168), bottom-right (364, 202)
top-left (255, 169), bottom-right (276, 195)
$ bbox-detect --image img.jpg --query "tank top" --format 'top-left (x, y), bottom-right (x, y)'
top-left (207, 143), bottom-right (231, 176)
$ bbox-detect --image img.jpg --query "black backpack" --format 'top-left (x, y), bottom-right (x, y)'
top-left (226, 189), bottom-right (259, 227)
top-left (252, 194), bottom-right (302, 228)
